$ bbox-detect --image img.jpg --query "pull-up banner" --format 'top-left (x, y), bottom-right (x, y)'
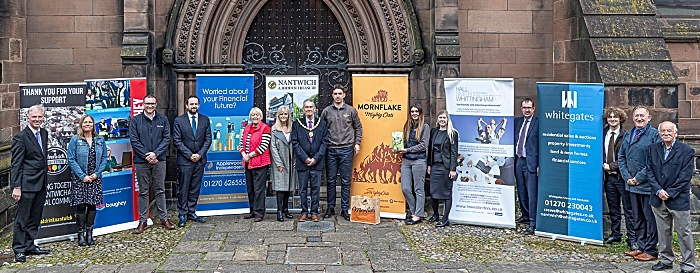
top-left (195, 74), bottom-right (255, 216)
top-left (444, 78), bottom-right (516, 229)
top-left (536, 82), bottom-right (604, 245)
top-left (350, 74), bottom-right (408, 219)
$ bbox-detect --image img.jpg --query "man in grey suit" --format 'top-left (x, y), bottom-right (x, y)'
top-left (514, 98), bottom-right (539, 235)
top-left (173, 95), bottom-right (212, 227)
top-left (11, 105), bottom-right (51, 262)
top-left (646, 121), bottom-right (696, 273)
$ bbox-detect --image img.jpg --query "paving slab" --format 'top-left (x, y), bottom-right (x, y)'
top-left (296, 264), bottom-right (326, 271)
top-left (82, 265), bottom-right (121, 273)
top-left (424, 262), bottom-right (470, 269)
top-left (196, 260), bottom-right (221, 270)
top-left (366, 250), bottom-right (424, 271)
top-left (213, 222), bottom-right (252, 232)
top-left (487, 262), bottom-right (553, 273)
top-left (368, 226), bottom-right (407, 243)
top-left (362, 242), bottom-right (391, 250)
top-left (207, 214), bottom-right (244, 223)
top-left (204, 251), bottom-right (235, 260)
top-left (253, 220), bottom-right (295, 231)
top-left (232, 245), bottom-right (268, 261)
top-left (173, 241), bottom-right (222, 252)
top-left (181, 226), bottom-right (213, 241)
top-left (285, 246), bottom-right (341, 265)
top-left (297, 221), bottom-right (335, 232)
top-left (159, 253), bottom-right (203, 271)
top-left (325, 265), bottom-right (373, 273)
top-left (322, 232), bottom-right (370, 243)
top-left (218, 264), bottom-right (296, 273)
top-left (341, 249), bottom-right (369, 265)
top-left (269, 244), bottom-right (287, 251)
top-left (210, 232), bottom-right (228, 241)
top-left (547, 261), bottom-right (619, 271)
top-left (20, 266), bottom-right (85, 273)
top-left (118, 263), bottom-right (159, 273)
top-left (610, 261), bottom-right (657, 272)
top-left (222, 241), bottom-right (237, 251)
top-left (266, 251), bottom-right (286, 264)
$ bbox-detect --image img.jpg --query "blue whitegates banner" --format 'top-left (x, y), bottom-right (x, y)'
top-left (196, 74), bottom-right (254, 216)
top-left (536, 82), bottom-right (604, 245)
top-left (444, 78), bottom-right (516, 229)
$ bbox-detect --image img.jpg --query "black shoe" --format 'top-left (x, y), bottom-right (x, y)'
top-left (427, 214), bottom-right (439, 222)
top-left (406, 218), bottom-right (422, 225)
top-left (323, 210), bottom-right (335, 219)
top-left (14, 253), bottom-right (25, 262)
top-left (277, 211), bottom-right (284, 222)
top-left (86, 226), bottom-right (95, 246)
top-left (515, 217), bottom-right (530, 224)
top-left (178, 215), bottom-right (186, 227)
top-left (187, 214), bottom-right (206, 223)
top-left (436, 220), bottom-right (450, 227)
top-left (605, 237), bottom-right (621, 244)
top-left (680, 270), bottom-right (692, 273)
top-left (283, 210), bottom-right (293, 219)
top-left (243, 213), bottom-right (254, 219)
top-left (26, 247), bottom-right (50, 255)
top-left (651, 261), bottom-right (672, 271)
top-left (341, 211), bottom-right (350, 221)
top-left (524, 226), bottom-right (535, 235)
top-left (627, 242), bottom-right (639, 251)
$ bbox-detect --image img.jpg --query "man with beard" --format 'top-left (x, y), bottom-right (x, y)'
top-left (173, 95), bottom-right (212, 227)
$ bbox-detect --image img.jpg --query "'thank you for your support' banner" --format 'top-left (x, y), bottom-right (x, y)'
top-left (536, 82), bottom-right (604, 245)
top-left (444, 78), bottom-right (516, 229)
top-left (196, 74), bottom-right (254, 216)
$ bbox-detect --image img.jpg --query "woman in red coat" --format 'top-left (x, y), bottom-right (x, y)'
top-left (240, 107), bottom-right (272, 221)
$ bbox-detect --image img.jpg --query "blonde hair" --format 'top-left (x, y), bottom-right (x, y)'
top-left (272, 105), bottom-right (293, 133)
top-left (249, 107), bottom-right (263, 118)
top-left (435, 110), bottom-right (456, 143)
top-left (77, 114), bottom-right (95, 138)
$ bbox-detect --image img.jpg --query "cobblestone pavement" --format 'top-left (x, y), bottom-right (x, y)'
top-left (0, 213), bottom-right (676, 272)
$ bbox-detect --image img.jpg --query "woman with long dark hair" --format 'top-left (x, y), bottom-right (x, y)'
top-left (426, 110), bottom-right (459, 227)
top-left (396, 103), bottom-right (430, 225)
top-left (67, 114), bottom-right (108, 246)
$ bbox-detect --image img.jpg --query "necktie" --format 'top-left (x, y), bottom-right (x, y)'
top-left (191, 116), bottom-right (197, 135)
top-left (633, 129), bottom-right (642, 140)
top-left (606, 132), bottom-right (615, 163)
top-left (308, 120), bottom-right (313, 142)
top-left (516, 119), bottom-right (529, 157)
top-left (35, 131), bottom-right (43, 154)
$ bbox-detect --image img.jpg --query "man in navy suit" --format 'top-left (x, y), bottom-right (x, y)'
top-left (173, 95), bottom-right (212, 227)
top-left (11, 105), bottom-right (51, 262)
top-left (291, 99), bottom-right (328, 222)
top-left (514, 98), bottom-right (538, 235)
top-left (646, 121), bottom-right (696, 273)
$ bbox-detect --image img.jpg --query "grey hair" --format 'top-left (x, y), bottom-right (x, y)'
top-left (27, 104), bottom-right (45, 116)
top-left (657, 121), bottom-right (678, 133)
top-left (302, 99), bottom-right (315, 106)
top-left (249, 107), bottom-right (263, 117)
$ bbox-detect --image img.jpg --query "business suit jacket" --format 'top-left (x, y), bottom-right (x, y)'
top-left (603, 126), bottom-right (627, 180)
top-left (11, 127), bottom-right (48, 192)
top-left (291, 118), bottom-right (328, 171)
top-left (646, 140), bottom-right (695, 211)
top-left (173, 113), bottom-right (212, 166)
top-left (426, 128), bottom-right (459, 171)
top-left (514, 115), bottom-right (539, 172)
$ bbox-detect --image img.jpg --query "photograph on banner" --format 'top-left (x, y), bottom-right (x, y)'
top-left (350, 75), bottom-right (407, 219)
top-left (85, 80), bottom-right (131, 110)
top-left (20, 83), bottom-right (86, 242)
top-left (265, 75), bottom-right (319, 123)
top-left (196, 74), bottom-right (255, 215)
top-left (536, 83), bottom-right (604, 244)
top-left (444, 78), bottom-right (516, 229)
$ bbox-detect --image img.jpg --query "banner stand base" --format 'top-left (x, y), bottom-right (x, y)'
top-left (197, 208), bottom-right (250, 217)
top-left (534, 231), bottom-right (602, 246)
top-left (36, 219), bottom-right (153, 245)
top-left (449, 219), bottom-right (515, 229)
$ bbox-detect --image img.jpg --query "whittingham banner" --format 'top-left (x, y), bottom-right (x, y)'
top-left (196, 74), bottom-right (254, 216)
top-left (536, 82), bottom-right (604, 245)
top-left (444, 78), bottom-right (516, 229)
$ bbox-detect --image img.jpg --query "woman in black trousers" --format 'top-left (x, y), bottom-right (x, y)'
top-left (426, 110), bottom-right (459, 227)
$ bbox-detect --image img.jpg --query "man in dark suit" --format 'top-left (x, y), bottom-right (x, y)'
top-left (514, 98), bottom-right (538, 235)
top-left (173, 95), bottom-right (212, 227)
top-left (11, 105), bottom-right (51, 262)
top-left (646, 121), bottom-right (696, 273)
top-left (291, 99), bottom-right (328, 222)
top-left (601, 107), bottom-right (636, 249)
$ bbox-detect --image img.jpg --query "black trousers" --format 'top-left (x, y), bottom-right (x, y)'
top-left (245, 166), bottom-right (269, 218)
top-left (13, 188), bottom-right (47, 254)
top-left (604, 174), bottom-right (635, 243)
top-left (630, 192), bottom-right (658, 256)
top-left (177, 162), bottom-right (205, 217)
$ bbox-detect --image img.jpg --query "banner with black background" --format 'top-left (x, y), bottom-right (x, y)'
top-left (19, 83), bottom-right (86, 241)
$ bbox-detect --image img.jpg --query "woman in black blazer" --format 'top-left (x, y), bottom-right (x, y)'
top-left (426, 110), bottom-right (459, 227)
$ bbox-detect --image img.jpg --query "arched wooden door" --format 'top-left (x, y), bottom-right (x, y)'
top-left (242, 0), bottom-right (351, 114)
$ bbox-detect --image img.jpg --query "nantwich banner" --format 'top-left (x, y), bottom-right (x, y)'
top-left (536, 82), bottom-right (604, 245)
top-left (350, 74), bottom-right (408, 219)
top-left (444, 78), bottom-right (516, 229)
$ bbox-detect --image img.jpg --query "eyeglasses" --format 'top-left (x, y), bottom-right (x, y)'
top-left (144, 102), bottom-right (156, 105)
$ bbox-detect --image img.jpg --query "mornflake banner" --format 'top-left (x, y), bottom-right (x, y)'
top-left (195, 74), bottom-right (254, 216)
top-left (444, 78), bottom-right (516, 229)
top-left (536, 82), bottom-right (604, 245)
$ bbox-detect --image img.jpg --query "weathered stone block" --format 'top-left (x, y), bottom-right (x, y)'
top-left (460, 64), bottom-right (501, 78)
top-left (692, 101), bottom-right (700, 119)
top-left (473, 48), bottom-right (515, 64)
top-left (26, 49), bottom-right (73, 65)
top-left (627, 87), bottom-right (655, 107)
top-left (604, 87), bottom-right (628, 108)
top-left (553, 62), bottom-right (576, 82)
top-left (533, 10), bottom-right (554, 34)
top-left (667, 43), bottom-right (700, 62)
top-left (124, 12), bottom-right (149, 31)
top-left (517, 48), bottom-right (552, 64)
top-left (2, 92), bottom-right (15, 110)
top-left (508, 0), bottom-right (553, 11)
top-left (459, 33), bottom-right (499, 48)
top-left (75, 16), bottom-right (123, 33)
top-left (87, 33), bottom-right (122, 48)
top-left (9, 38), bottom-right (21, 62)
top-left (460, 0), bottom-right (507, 10)
top-left (27, 33), bottom-right (87, 49)
top-left (580, 0), bottom-right (656, 15)
top-left (73, 48), bottom-right (122, 64)
top-left (93, 0), bottom-right (124, 15)
top-left (502, 63), bottom-right (552, 78)
top-left (590, 38), bottom-right (671, 61)
top-left (27, 0), bottom-right (92, 15)
top-left (659, 87), bottom-right (678, 109)
top-left (84, 64), bottom-right (122, 79)
top-left (672, 62), bottom-right (697, 83)
top-left (27, 16), bottom-right (74, 33)
top-left (1, 61), bottom-right (25, 83)
top-left (584, 16), bottom-right (662, 38)
top-left (468, 11), bottom-right (532, 33)
top-left (28, 64), bottom-right (85, 82)
top-left (597, 61), bottom-right (679, 85)
top-left (499, 33), bottom-right (552, 48)
top-left (679, 118), bottom-right (700, 135)
top-left (687, 82), bottom-right (700, 100)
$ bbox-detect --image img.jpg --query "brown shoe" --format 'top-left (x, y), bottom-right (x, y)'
top-left (299, 214), bottom-right (307, 222)
top-left (634, 252), bottom-right (657, 261)
top-left (624, 249), bottom-right (643, 257)
top-left (311, 215), bottom-right (320, 222)
top-left (133, 222), bottom-right (148, 234)
top-left (161, 219), bottom-right (176, 230)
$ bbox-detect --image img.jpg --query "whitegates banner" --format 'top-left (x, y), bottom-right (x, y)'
top-left (444, 78), bottom-right (516, 229)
